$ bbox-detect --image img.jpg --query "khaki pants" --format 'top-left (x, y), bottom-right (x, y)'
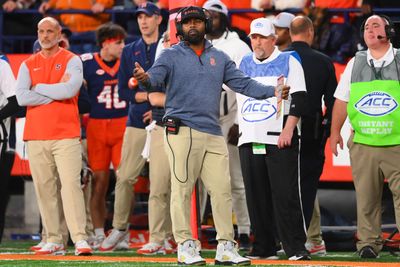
top-left (40, 140), bottom-right (94, 245)
top-left (113, 127), bottom-right (146, 230)
top-left (165, 127), bottom-right (234, 243)
top-left (220, 113), bottom-right (250, 235)
top-left (148, 125), bottom-right (172, 243)
top-left (307, 198), bottom-right (323, 244)
top-left (27, 138), bottom-right (87, 244)
top-left (349, 135), bottom-right (400, 253)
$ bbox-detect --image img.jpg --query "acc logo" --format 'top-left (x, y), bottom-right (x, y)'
top-left (96, 69), bottom-right (105, 75)
top-left (241, 98), bottom-right (276, 122)
top-left (355, 91), bottom-right (398, 116)
top-left (55, 64), bottom-right (61, 70)
top-left (254, 22), bottom-right (264, 28)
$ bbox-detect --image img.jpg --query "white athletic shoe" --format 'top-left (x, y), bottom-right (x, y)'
top-left (305, 240), bottom-right (327, 256)
top-left (164, 237), bottom-right (177, 254)
top-left (30, 241), bottom-right (46, 251)
top-left (99, 229), bottom-right (126, 251)
top-left (115, 232), bottom-right (130, 250)
top-left (74, 240), bottom-right (93, 256)
top-left (177, 240), bottom-right (206, 265)
top-left (90, 235), bottom-right (105, 250)
top-left (215, 240), bottom-right (251, 266)
top-left (137, 242), bottom-right (164, 255)
top-left (35, 242), bottom-right (66, 256)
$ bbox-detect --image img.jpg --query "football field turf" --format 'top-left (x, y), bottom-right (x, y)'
top-left (0, 241), bottom-right (399, 266)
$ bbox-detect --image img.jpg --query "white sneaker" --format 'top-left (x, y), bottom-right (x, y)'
top-left (99, 229), bottom-right (126, 251)
top-left (305, 240), bottom-right (327, 256)
top-left (30, 241), bottom-right (46, 251)
top-left (137, 242), bottom-right (164, 255)
top-left (177, 240), bottom-right (206, 265)
top-left (90, 235), bottom-right (105, 250)
top-left (215, 240), bottom-right (251, 266)
top-left (74, 240), bottom-right (93, 256)
top-left (35, 242), bottom-right (66, 256)
top-left (115, 232), bottom-right (130, 250)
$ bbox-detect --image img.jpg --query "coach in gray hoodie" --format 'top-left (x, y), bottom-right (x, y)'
top-left (133, 6), bottom-right (288, 266)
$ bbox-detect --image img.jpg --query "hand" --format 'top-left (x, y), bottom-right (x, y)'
top-left (143, 110), bottom-right (152, 124)
top-left (2, 1), bottom-right (17, 12)
top-left (61, 73), bottom-right (71, 83)
top-left (38, 2), bottom-right (51, 14)
top-left (91, 2), bottom-right (105, 13)
top-left (133, 62), bottom-right (149, 83)
top-left (277, 128), bottom-right (293, 149)
top-left (227, 124), bottom-right (239, 146)
top-left (275, 85), bottom-right (290, 100)
top-left (330, 132), bottom-right (343, 156)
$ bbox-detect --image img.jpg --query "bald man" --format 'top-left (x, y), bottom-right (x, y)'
top-left (15, 17), bottom-right (92, 256)
top-left (287, 16), bottom-right (337, 255)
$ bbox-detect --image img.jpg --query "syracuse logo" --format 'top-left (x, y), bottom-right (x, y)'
top-left (355, 91), bottom-right (398, 116)
top-left (241, 98), bottom-right (276, 122)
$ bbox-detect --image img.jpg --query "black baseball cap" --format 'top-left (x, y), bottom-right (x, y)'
top-left (179, 6), bottom-right (207, 24)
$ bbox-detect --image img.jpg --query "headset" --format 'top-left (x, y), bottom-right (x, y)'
top-left (360, 15), bottom-right (400, 85)
top-left (175, 6), bottom-right (213, 37)
top-left (360, 14), bottom-right (396, 42)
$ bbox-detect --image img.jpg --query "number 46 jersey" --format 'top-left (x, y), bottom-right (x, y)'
top-left (81, 53), bottom-right (128, 119)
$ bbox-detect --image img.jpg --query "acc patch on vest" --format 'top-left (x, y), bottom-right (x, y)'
top-left (355, 91), bottom-right (398, 117)
top-left (241, 98), bottom-right (276, 122)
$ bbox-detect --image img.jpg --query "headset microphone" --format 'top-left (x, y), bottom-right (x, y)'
top-left (377, 35), bottom-right (386, 40)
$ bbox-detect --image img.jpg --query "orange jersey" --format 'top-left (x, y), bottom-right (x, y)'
top-left (24, 48), bottom-right (80, 141)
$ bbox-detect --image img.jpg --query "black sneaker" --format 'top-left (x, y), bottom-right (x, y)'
top-left (238, 234), bottom-right (251, 251)
top-left (288, 251), bottom-right (311, 261)
top-left (359, 246), bottom-right (378, 259)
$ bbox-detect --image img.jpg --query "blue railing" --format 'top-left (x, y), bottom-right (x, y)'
top-left (1, 7), bottom-right (400, 52)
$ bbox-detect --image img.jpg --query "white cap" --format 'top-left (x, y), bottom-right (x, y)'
top-left (272, 12), bottom-right (295, 28)
top-left (249, 18), bottom-right (276, 37)
top-left (203, 0), bottom-right (228, 16)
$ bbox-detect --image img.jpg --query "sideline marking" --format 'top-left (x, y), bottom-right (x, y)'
top-left (0, 254), bottom-right (399, 266)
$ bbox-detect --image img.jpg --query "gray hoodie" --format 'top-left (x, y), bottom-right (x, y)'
top-left (147, 40), bottom-right (275, 136)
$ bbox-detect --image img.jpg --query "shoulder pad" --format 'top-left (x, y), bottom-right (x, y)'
top-left (80, 53), bottom-right (93, 62)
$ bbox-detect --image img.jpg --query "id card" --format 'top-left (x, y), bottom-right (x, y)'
top-left (252, 143), bottom-right (266, 154)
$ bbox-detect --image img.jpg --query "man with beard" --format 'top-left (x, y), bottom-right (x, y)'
top-left (273, 12), bottom-right (295, 51)
top-left (237, 17), bottom-right (309, 261)
top-left (133, 6), bottom-right (289, 266)
top-left (202, 0), bottom-right (252, 250)
top-left (15, 17), bottom-right (92, 256)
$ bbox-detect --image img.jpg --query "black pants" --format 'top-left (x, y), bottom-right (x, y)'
top-left (300, 119), bottom-right (329, 228)
top-left (0, 151), bottom-right (14, 243)
top-left (239, 136), bottom-right (307, 257)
